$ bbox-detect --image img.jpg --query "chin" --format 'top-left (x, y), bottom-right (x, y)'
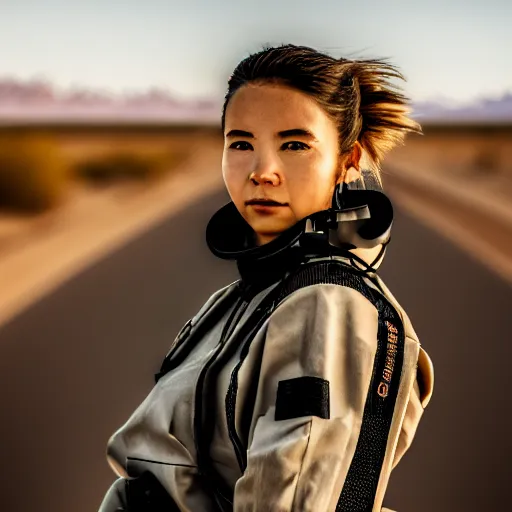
top-left (251, 220), bottom-right (294, 240)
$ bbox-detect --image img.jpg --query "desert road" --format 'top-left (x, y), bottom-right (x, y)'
top-left (0, 186), bottom-right (510, 512)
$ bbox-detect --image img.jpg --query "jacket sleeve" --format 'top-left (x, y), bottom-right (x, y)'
top-left (233, 283), bottom-right (418, 512)
top-left (98, 477), bottom-right (128, 512)
top-left (392, 345), bottom-right (434, 470)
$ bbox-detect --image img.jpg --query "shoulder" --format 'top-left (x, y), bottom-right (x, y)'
top-left (275, 259), bottom-right (384, 313)
top-left (269, 259), bottom-right (410, 341)
top-left (192, 279), bottom-right (241, 322)
top-left (268, 281), bottom-right (379, 341)
top-left (267, 261), bottom-right (380, 338)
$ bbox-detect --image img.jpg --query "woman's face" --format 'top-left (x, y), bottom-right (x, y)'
top-left (222, 82), bottom-right (360, 246)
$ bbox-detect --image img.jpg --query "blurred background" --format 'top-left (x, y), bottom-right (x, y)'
top-left (0, 1), bottom-right (510, 511)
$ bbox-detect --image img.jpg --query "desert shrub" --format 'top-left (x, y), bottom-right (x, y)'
top-left (74, 149), bottom-right (186, 185)
top-left (0, 132), bottom-right (69, 213)
top-left (472, 147), bottom-right (500, 174)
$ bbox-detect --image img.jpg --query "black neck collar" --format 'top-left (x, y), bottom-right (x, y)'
top-left (206, 202), bottom-right (318, 293)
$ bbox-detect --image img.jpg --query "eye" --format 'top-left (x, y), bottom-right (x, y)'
top-left (229, 141), bottom-right (253, 151)
top-left (282, 141), bottom-right (310, 151)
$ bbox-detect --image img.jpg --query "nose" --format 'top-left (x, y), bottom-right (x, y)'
top-left (249, 155), bottom-right (282, 186)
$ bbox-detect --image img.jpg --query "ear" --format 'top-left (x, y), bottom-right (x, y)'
top-left (338, 142), bottom-right (363, 184)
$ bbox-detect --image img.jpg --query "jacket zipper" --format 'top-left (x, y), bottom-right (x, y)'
top-left (223, 282), bottom-right (287, 473)
top-left (193, 285), bottom-right (251, 505)
top-left (224, 308), bottom-right (271, 472)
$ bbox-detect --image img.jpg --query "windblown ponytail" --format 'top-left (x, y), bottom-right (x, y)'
top-left (344, 60), bottom-right (422, 167)
top-left (222, 44), bottom-right (422, 176)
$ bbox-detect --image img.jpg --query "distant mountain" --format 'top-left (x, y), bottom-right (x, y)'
top-left (411, 93), bottom-right (512, 123)
top-left (0, 78), bottom-right (221, 125)
top-left (0, 77), bottom-right (511, 125)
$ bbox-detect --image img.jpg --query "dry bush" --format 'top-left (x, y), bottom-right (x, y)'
top-left (472, 147), bottom-right (501, 174)
top-left (73, 149), bottom-right (187, 186)
top-left (0, 132), bottom-right (69, 213)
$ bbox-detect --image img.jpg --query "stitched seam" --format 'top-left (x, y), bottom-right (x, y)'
top-left (290, 418), bottom-right (314, 510)
top-left (274, 282), bottom-right (377, 315)
top-left (126, 456), bottom-right (196, 468)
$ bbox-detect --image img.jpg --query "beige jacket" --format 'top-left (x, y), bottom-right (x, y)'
top-left (98, 251), bottom-right (434, 512)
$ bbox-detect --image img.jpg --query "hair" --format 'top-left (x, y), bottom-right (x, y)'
top-left (221, 44), bottom-right (422, 176)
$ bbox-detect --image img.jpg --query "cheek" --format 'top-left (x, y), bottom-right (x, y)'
top-left (287, 154), bottom-right (337, 214)
top-left (222, 153), bottom-right (246, 204)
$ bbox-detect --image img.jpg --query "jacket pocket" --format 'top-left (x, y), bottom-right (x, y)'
top-left (125, 458), bottom-right (199, 512)
top-left (125, 470), bottom-right (181, 512)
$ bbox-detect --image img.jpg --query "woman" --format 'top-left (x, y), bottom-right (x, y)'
top-left (98, 44), bottom-right (434, 512)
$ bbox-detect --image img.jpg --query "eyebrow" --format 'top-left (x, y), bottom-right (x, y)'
top-left (225, 128), bottom-right (318, 141)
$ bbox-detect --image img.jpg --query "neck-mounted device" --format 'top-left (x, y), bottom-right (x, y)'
top-left (206, 168), bottom-right (394, 272)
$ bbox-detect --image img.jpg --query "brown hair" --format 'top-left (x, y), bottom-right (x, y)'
top-left (221, 44), bottom-right (422, 173)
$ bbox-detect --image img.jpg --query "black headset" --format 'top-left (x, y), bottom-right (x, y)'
top-left (298, 169), bottom-right (394, 251)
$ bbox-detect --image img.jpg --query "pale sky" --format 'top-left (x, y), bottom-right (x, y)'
top-left (0, 0), bottom-right (510, 104)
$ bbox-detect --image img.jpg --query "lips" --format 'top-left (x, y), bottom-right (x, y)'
top-left (246, 199), bottom-right (287, 206)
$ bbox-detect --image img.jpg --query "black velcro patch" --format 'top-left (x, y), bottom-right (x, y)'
top-left (275, 376), bottom-right (330, 421)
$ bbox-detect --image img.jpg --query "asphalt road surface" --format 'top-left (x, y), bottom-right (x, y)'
top-left (0, 186), bottom-right (510, 512)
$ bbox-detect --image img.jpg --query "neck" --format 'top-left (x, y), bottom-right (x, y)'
top-left (236, 242), bottom-right (307, 294)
